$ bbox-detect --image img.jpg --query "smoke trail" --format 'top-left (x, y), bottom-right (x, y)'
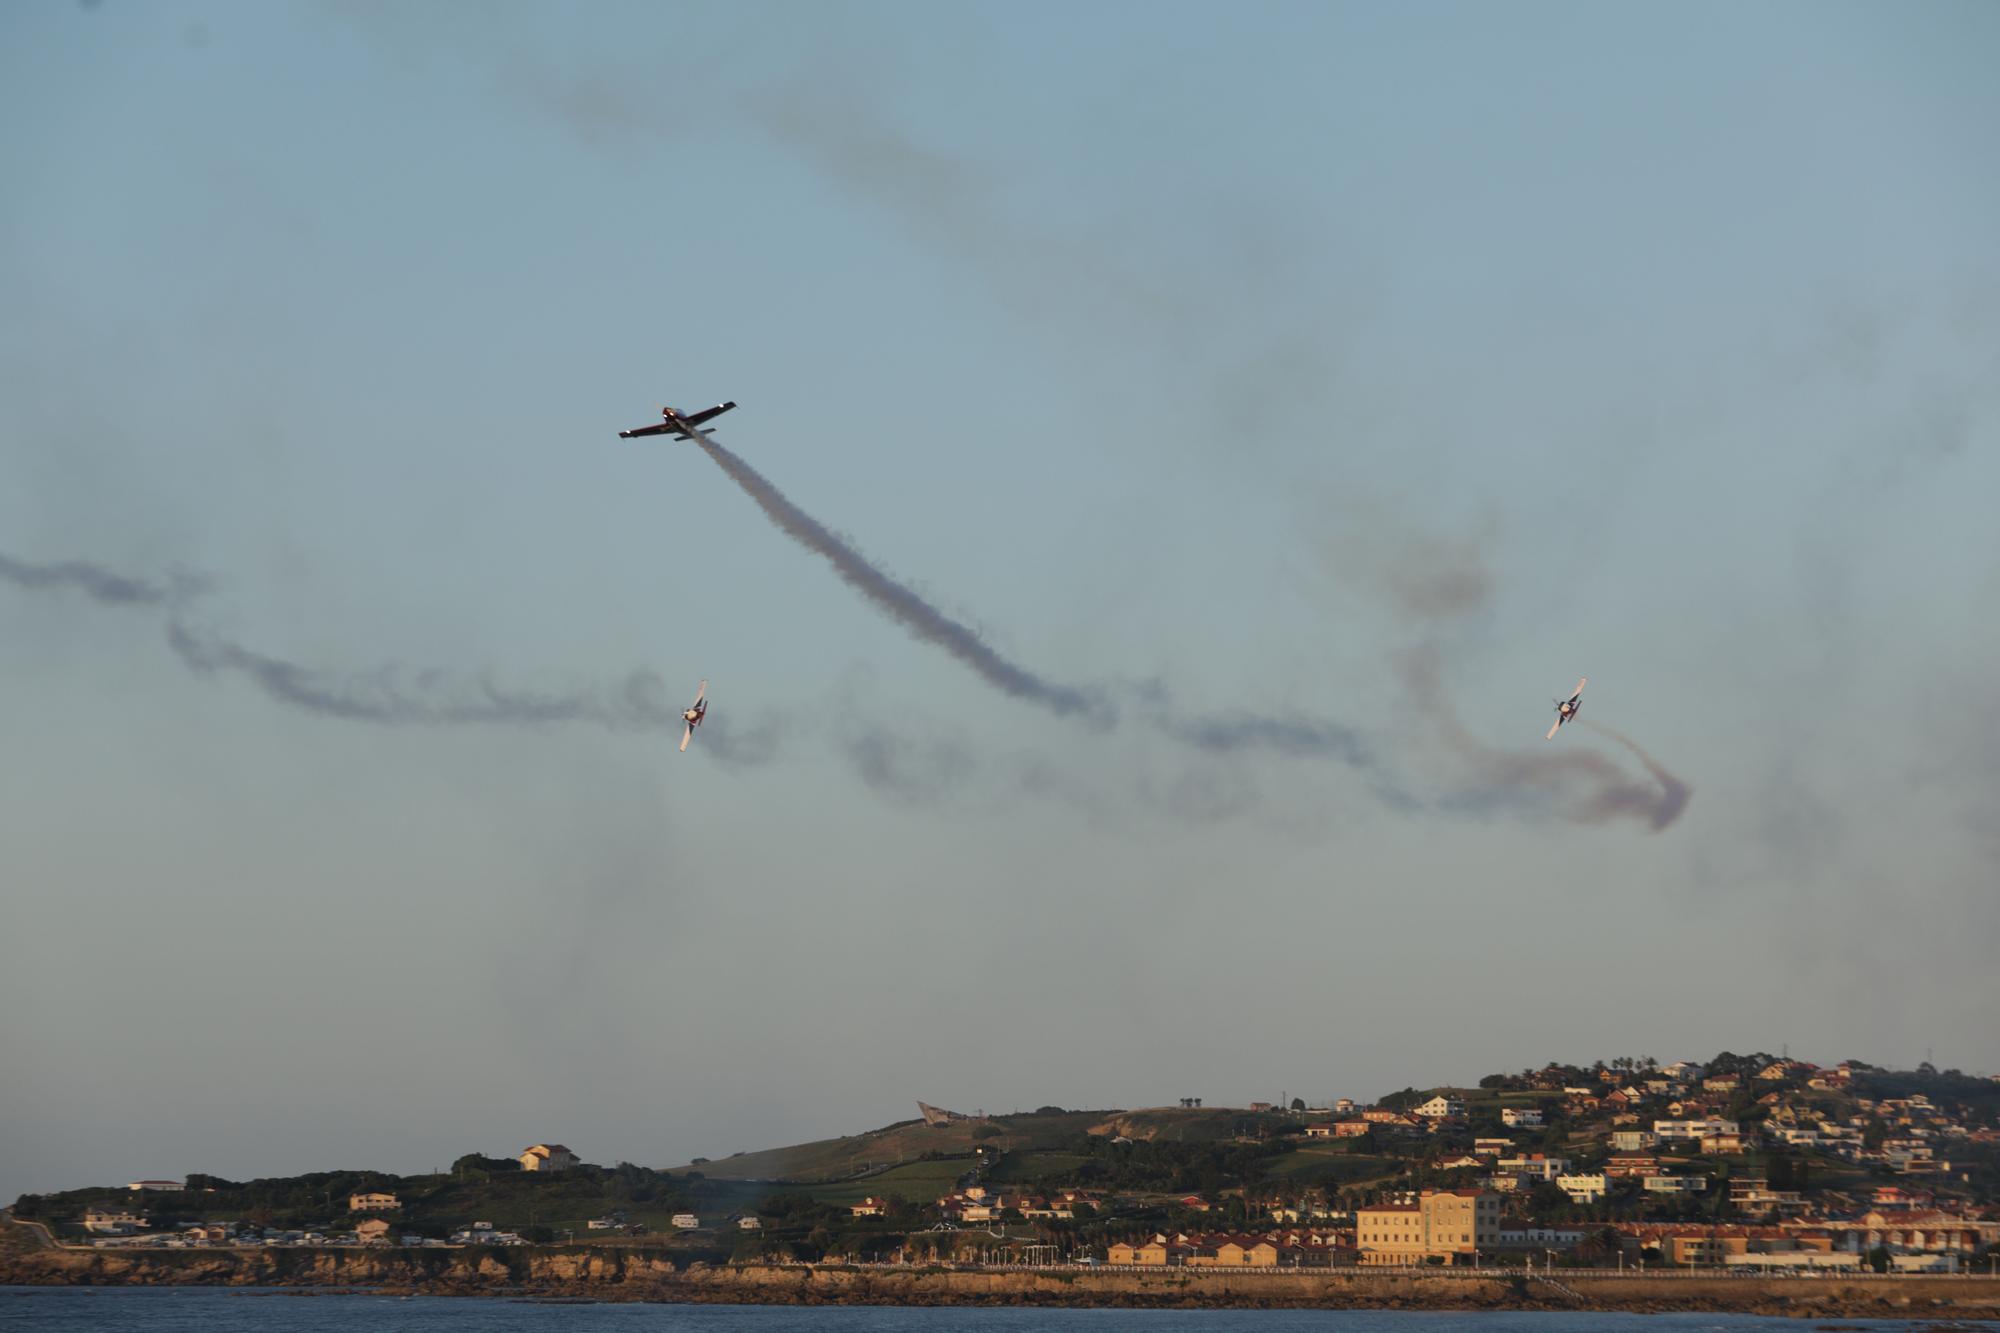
top-left (1156, 708), bottom-right (1374, 764)
top-left (0, 553), bottom-right (201, 607)
top-left (164, 618), bottom-right (689, 732)
top-left (1406, 649), bottom-right (1690, 831)
top-left (693, 433), bottom-right (1111, 724)
top-left (1581, 720), bottom-right (1694, 829)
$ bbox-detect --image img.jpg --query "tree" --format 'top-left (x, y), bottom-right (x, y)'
top-left (1291, 1098), bottom-right (1306, 1112)
top-left (452, 1153), bottom-right (520, 1178)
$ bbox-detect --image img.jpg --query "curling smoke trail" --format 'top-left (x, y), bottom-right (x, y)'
top-left (692, 433), bottom-right (1110, 723)
top-left (1406, 649), bottom-right (1691, 831)
top-left (1581, 720), bottom-right (1693, 829)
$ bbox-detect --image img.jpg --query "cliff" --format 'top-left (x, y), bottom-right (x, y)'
top-left (4, 1246), bottom-right (2000, 1317)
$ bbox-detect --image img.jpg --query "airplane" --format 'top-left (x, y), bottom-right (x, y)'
top-left (680, 679), bottom-right (707, 752)
top-left (1545, 677), bottom-right (1586, 740)
top-left (619, 401), bottom-right (736, 440)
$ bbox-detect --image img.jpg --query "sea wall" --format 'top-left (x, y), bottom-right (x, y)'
top-left (5, 1247), bottom-right (1999, 1317)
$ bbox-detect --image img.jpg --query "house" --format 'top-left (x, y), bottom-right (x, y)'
top-left (124, 1179), bottom-right (184, 1193)
top-left (1435, 1152), bottom-right (1486, 1171)
top-left (1643, 1174), bottom-right (1710, 1194)
top-left (1501, 1107), bottom-right (1543, 1128)
top-left (671, 1213), bottom-right (701, 1230)
top-left (1108, 1238), bottom-right (1180, 1266)
top-left (850, 1197), bottom-right (890, 1218)
top-left (1329, 1119), bottom-right (1373, 1138)
top-left (83, 1206), bottom-right (148, 1234)
top-left (586, 1215), bottom-right (626, 1230)
top-left (1493, 1153), bottom-right (1569, 1180)
top-left (1303, 1122), bottom-right (1337, 1138)
top-left (1472, 1138), bottom-right (1514, 1156)
top-left (1655, 1116), bottom-right (1738, 1142)
top-left (518, 1143), bottom-right (579, 1172)
top-left (1415, 1095), bottom-right (1466, 1119)
top-left (355, 1218), bottom-right (393, 1244)
top-left (348, 1192), bottom-right (400, 1212)
top-left (937, 1187), bottom-right (998, 1223)
top-left (1609, 1130), bottom-right (1656, 1152)
top-left (1556, 1174), bottom-right (1608, 1203)
top-left (1497, 1223), bottom-right (1588, 1248)
top-left (1700, 1131), bottom-right (1748, 1154)
top-left (1189, 1235), bottom-right (1280, 1267)
top-left (737, 1216), bottom-right (763, 1231)
top-left (1605, 1155), bottom-right (1660, 1178)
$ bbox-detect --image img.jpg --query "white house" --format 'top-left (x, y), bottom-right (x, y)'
top-left (737, 1216), bottom-right (763, 1231)
top-left (1643, 1174), bottom-right (1710, 1194)
top-left (1499, 1224), bottom-right (1587, 1247)
top-left (1494, 1153), bottom-right (1570, 1180)
top-left (672, 1213), bottom-right (701, 1230)
top-left (1556, 1174), bottom-right (1608, 1203)
top-left (1654, 1117), bottom-right (1738, 1143)
top-left (1501, 1107), bottom-right (1544, 1128)
top-left (348, 1192), bottom-right (400, 1212)
top-left (1415, 1095), bottom-right (1466, 1119)
top-left (84, 1206), bottom-right (149, 1234)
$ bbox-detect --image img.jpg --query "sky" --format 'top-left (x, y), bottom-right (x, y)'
top-left (3, 0), bottom-right (1997, 1201)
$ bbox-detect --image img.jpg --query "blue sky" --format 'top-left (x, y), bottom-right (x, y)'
top-left (3, 0), bottom-right (1997, 1200)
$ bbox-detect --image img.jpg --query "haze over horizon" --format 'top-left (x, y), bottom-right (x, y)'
top-left (4, 0), bottom-right (1997, 1203)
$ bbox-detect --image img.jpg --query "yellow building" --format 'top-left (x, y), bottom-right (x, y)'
top-left (1357, 1190), bottom-right (1499, 1265)
top-left (518, 1143), bottom-right (579, 1172)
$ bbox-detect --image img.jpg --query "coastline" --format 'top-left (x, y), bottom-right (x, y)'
top-left (5, 1247), bottom-right (2000, 1319)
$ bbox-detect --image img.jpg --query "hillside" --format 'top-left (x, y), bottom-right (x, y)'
top-left (680, 1104), bottom-right (1120, 1176)
top-left (679, 1107), bottom-right (1245, 1182)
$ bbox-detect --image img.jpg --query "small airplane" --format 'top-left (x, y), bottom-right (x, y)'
top-left (680, 679), bottom-right (707, 752)
top-left (1546, 677), bottom-right (1586, 740)
top-left (619, 401), bottom-right (736, 440)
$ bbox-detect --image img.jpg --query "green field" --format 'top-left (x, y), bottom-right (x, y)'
top-left (984, 1152), bottom-right (1090, 1186)
top-left (764, 1158), bottom-right (971, 1207)
top-left (1261, 1147), bottom-right (1400, 1186)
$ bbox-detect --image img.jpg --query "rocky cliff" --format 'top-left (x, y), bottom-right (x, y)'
top-left (5, 1246), bottom-right (1999, 1317)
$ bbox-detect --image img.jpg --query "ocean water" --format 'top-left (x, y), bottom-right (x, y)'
top-left (4, 1290), bottom-right (1997, 1333)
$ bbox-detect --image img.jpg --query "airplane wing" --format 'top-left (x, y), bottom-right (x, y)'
top-left (681, 722), bottom-right (693, 752)
top-left (680, 402), bottom-right (737, 428)
top-left (1546, 718), bottom-right (1563, 741)
top-left (1571, 677), bottom-right (1587, 701)
top-left (619, 421), bottom-right (675, 438)
top-left (693, 679), bottom-right (706, 706)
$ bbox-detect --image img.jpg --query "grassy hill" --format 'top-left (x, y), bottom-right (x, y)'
top-left (678, 1109), bottom-right (1133, 1183)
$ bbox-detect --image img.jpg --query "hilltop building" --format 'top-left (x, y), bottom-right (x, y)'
top-left (518, 1143), bottom-right (579, 1172)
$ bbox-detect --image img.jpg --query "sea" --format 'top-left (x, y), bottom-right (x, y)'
top-left (4, 1291), bottom-right (1997, 1333)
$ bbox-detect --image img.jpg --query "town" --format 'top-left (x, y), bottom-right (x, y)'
top-left (10, 1054), bottom-right (1998, 1278)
